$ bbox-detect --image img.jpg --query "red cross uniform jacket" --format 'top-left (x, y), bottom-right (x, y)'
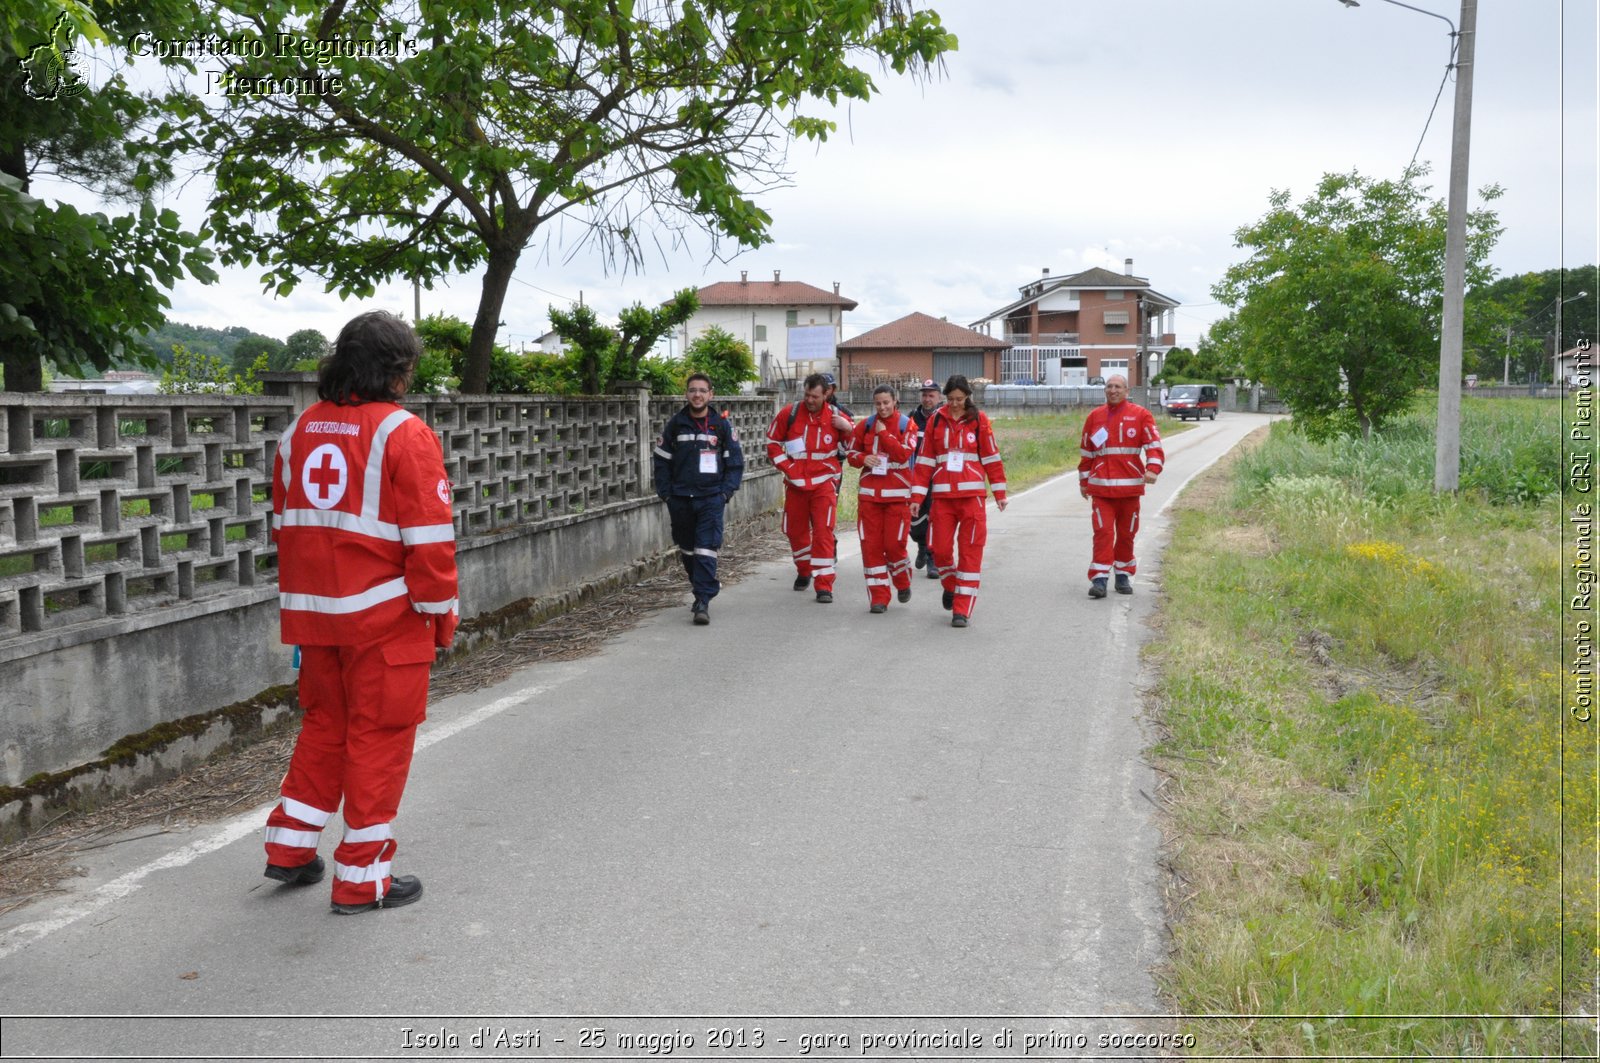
top-left (846, 413), bottom-right (918, 501)
top-left (911, 408), bottom-right (1007, 505)
top-left (1078, 401), bottom-right (1165, 498)
top-left (766, 402), bottom-right (851, 491)
top-left (273, 400), bottom-right (459, 648)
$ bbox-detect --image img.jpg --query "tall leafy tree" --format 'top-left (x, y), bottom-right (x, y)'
top-left (681, 324), bottom-right (756, 394)
top-left (186, 0), bottom-right (955, 392)
top-left (1, 1), bottom-right (216, 391)
top-left (1213, 168), bottom-right (1501, 439)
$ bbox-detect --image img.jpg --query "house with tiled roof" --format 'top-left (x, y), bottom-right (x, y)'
top-left (679, 271), bottom-right (858, 387)
top-left (969, 260), bottom-right (1179, 385)
top-left (836, 312), bottom-right (1009, 390)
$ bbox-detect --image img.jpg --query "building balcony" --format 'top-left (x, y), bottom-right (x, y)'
top-left (1003, 331), bottom-right (1079, 346)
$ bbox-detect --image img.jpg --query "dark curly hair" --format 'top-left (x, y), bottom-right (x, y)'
top-left (318, 311), bottom-right (422, 405)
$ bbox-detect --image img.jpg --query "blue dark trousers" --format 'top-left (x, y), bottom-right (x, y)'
top-left (667, 495), bottom-right (726, 606)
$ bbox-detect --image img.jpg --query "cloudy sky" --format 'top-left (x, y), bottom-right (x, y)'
top-left (45, 0), bottom-right (1599, 352)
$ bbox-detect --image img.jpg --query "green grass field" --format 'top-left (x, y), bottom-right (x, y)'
top-left (1150, 398), bottom-right (1593, 1058)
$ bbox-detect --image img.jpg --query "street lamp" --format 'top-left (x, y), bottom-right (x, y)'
top-left (1340, 0), bottom-right (1476, 492)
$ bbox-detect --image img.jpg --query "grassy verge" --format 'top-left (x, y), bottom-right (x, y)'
top-left (1150, 398), bottom-right (1594, 1058)
top-left (836, 411), bottom-right (1188, 522)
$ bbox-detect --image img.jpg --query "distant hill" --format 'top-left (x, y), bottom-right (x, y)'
top-left (132, 322), bottom-right (260, 367)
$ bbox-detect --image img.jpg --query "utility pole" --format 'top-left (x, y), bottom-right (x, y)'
top-left (413, 278), bottom-right (422, 323)
top-left (1433, 0), bottom-right (1476, 492)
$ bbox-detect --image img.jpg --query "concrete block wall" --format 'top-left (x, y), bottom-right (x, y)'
top-left (0, 388), bottom-right (780, 789)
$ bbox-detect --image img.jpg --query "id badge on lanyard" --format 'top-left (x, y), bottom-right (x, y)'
top-left (700, 451), bottom-right (718, 474)
top-left (946, 451), bottom-right (965, 472)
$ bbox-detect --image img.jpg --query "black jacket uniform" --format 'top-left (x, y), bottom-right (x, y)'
top-left (653, 405), bottom-right (745, 499)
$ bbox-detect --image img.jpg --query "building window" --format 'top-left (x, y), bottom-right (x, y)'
top-left (1104, 290), bottom-right (1123, 302)
top-left (1105, 323), bottom-right (1126, 334)
top-left (1103, 309), bottom-right (1129, 335)
top-left (785, 310), bottom-right (798, 327)
top-left (754, 324), bottom-right (767, 341)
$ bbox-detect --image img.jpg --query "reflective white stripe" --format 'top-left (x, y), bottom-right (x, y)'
top-left (1098, 446), bottom-right (1144, 455)
top-left (1089, 476), bottom-right (1145, 487)
top-left (281, 796), bottom-right (333, 828)
top-left (990, 482), bottom-right (1007, 493)
top-left (680, 548), bottom-right (695, 557)
top-left (280, 577), bottom-right (410, 615)
top-left (931, 482), bottom-right (954, 493)
top-left (399, 523), bottom-right (455, 545)
top-left (808, 475), bottom-right (834, 485)
top-left (693, 548), bottom-right (719, 558)
top-left (793, 548), bottom-right (812, 559)
top-left (654, 446), bottom-right (673, 459)
top-left (916, 456), bottom-right (937, 467)
top-left (865, 577), bottom-right (891, 587)
top-left (980, 454), bottom-right (1001, 464)
top-left (1089, 562), bottom-right (1113, 573)
top-left (278, 507), bottom-right (401, 541)
top-left (412, 596), bottom-right (458, 615)
top-left (343, 823), bottom-right (394, 844)
top-left (334, 859), bottom-right (393, 884)
top-left (954, 586), bottom-right (978, 596)
top-left (771, 452), bottom-right (791, 464)
top-left (1079, 448), bottom-right (1094, 458)
top-left (808, 451), bottom-right (834, 460)
top-left (1113, 561), bottom-right (1136, 572)
top-left (955, 570), bottom-right (981, 580)
top-left (863, 565), bottom-right (889, 575)
top-left (278, 409), bottom-right (307, 501)
top-left (676, 433), bottom-right (717, 443)
top-left (362, 409), bottom-right (415, 525)
top-left (264, 827), bottom-right (320, 849)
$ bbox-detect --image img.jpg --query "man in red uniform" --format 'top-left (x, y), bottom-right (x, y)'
top-left (912, 375), bottom-right (1007, 628)
top-left (847, 385), bottom-right (919, 613)
top-left (766, 372), bottom-right (853, 603)
top-left (263, 311), bottom-right (458, 914)
top-left (1078, 373), bottom-right (1164, 598)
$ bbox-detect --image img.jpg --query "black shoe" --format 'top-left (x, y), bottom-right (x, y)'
top-left (1115, 574), bottom-right (1133, 595)
top-left (915, 548), bottom-right (929, 569)
top-left (951, 614), bottom-right (968, 628)
top-left (869, 603), bottom-right (887, 614)
top-left (898, 588), bottom-right (912, 604)
top-left (925, 565), bottom-right (939, 580)
top-left (331, 874), bottom-right (424, 915)
top-left (692, 605), bottom-right (710, 625)
top-left (793, 574), bottom-right (810, 591)
top-left (815, 591), bottom-right (833, 604)
top-left (942, 590), bottom-right (954, 610)
top-left (264, 855), bottom-right (324, 886)
top-left (1088, 578), bottom-right (1108, 599)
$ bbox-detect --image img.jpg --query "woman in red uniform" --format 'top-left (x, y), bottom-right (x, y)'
top-left (911, 375), bottom-right (1007, 628)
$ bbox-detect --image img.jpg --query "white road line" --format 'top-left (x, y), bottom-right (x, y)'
top-left (0, 678), bottom-right (569, 960)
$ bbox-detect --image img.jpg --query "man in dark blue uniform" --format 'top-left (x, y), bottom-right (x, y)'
top-left (653, 372), bottom-right (745, 625)
top-left (908, 378), bottom-right (943, 575)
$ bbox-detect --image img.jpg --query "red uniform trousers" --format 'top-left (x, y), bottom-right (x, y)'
top-left (856, 498), bottom-right (912, 607)
top-left (929, 495), bottom-right (987, 618)
top-left (781, 482), bottom-right (838, 592)
top-left (1089, 494), bottom-right (1143, 583)
top-left (263, 636), bottom-right (433, 907)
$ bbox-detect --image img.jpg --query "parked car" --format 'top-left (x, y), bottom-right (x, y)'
top-left (1164, 383), bottom-right (1219, 420)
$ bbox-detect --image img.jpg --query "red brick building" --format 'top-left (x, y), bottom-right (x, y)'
top-left (969, 261), bottom-right (1178, 385)
top-left (836, 312), bottom-right (1010, 390)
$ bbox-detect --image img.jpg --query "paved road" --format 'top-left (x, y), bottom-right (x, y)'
top-left (0, 413), bottom-right (1273, 1061)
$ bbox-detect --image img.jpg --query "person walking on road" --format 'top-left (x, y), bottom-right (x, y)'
top-left (1079, 373), bottom-right (1164, 598)
top-left (264, 310), bottom-right (459, 914)
top-left (912, 375), bottom-right (1007, 628)
top-left (907, 378), bottom-right (943, 576)
top-left (767, 373), bottom-right (854, 603)
top-left (653, 373), bottom-right (745, 625)
top-left (847, 385), bottom-right (919, 613)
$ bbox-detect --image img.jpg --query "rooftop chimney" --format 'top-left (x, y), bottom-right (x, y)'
top-left (773, 270), bottom-right (781, 284)
top-left (1043, 268), bottom-right (1050, 276)
top-left (1124, 258), bottom-right (1134, 276)
top-left (833, 281), bottom-right (840, 296)
top-left (740, 270), bottom-right (747, 284)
